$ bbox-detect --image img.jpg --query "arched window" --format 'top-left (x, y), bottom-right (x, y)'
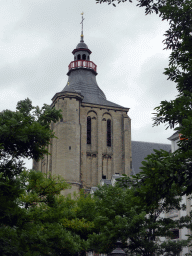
top-left (82, 54), bottom-right (86, 60)
top-left (87, 56), bottom-right (89, 60)
top-left (87, 117), bottom-right (91, 144)
top-left (77, 54), bottom-right (81, 60)
top-left (107, 119), bottom-right (111, 147)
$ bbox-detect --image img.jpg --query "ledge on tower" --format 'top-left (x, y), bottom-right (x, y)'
top-left (67, 60), bottom-right (97, 75)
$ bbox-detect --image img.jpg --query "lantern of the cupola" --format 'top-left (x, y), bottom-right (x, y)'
top-left (67, 13), bottom-right (97, 75)
top-left (73, 36), bottom-right (91, 61)
top-left (68, 40), bottom-right (97, 74)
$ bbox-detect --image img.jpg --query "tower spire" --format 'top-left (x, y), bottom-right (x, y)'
top-left (80, 12), bottom-right (85, 42)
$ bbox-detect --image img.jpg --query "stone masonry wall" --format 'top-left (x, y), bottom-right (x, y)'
top-left (80, 104), bottom-right (131, 190)
top-left (33, 97), bottom-right (132, 195)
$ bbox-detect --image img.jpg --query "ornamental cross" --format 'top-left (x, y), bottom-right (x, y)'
top-left (80, 12), bottom-right (85, 35)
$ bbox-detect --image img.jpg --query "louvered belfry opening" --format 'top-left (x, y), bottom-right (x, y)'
top-left (107, 119), bottom-right (111, 147)
top-left (87, 116), bottom-right (91, 144)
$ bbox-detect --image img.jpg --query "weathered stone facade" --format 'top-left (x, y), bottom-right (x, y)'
top-left (33, 33), bottom-right (132, 195)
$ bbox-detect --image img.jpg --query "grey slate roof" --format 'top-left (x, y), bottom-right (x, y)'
top-left (61, 36), bottom-right (128, 109)
top-left (76, 42), bottom-right (88, 49)
top-left (131, 141), bottom-right (171, 175)
top-left (167, 131), bottom-right (179, 141)
top-left (62, 83), bottom-right (76, 93)
top-left (62, 69), bottom-right (125, 108)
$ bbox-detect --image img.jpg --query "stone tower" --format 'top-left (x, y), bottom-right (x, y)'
top-left (33, 26), bottom-right (132, 194)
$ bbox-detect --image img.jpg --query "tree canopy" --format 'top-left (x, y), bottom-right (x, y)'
top-left (0, 98), bottom-right (62, 226)
top-left (94, 0), bottom-right (192, 253)
top-left (0, 99), bottom-right (96, 255)
top-left (96, 0), bottom-right (192, 203)
top-left (89, 184), bottom-right (189, 256)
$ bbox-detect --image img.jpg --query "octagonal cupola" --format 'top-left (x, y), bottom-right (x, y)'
top-left (73, 34), bottom-right (91, 61)
top-left (67, 14), bottom-right (97, 76)
top-left (62, 14), bottom-right (125, 108)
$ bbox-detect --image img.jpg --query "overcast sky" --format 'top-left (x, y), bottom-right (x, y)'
top-left (0, 0), bottom-right (178, 169)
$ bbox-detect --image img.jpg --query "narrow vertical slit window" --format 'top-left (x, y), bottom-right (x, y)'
top-left (87, 117), bottom-right (91, 144)
top-left (107, 119), bottom-right (111, 147)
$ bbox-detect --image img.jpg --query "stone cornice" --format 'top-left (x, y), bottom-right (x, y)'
top-left (81, 102), bottom-right (129, 112)
top-left (51, 91), bottom-right (84, 107)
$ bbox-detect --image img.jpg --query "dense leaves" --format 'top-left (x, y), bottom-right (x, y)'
top-left (94, 0), bottom-right (192, 254)
top-left (16, 171), bottom-right (95, 256)
top-left (0, 98), bottom-right (61, 226)
top-left (89, 184), bottom-right (189, 256)
top-left (0, 98), bottom-right (62, 160)
top-left (0, 168), bottom-right (96, 256)
top-left (96, 0), bottom-right (192, 203)
top-left (0, 99), bottom-right (96, 255)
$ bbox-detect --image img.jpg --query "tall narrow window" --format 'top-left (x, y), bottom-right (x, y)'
top-left (87, 117), bottom-right (91, 144)
top-left (82, 54), bottom-right (86, 60)
top-left (107, 119), bottom-right (111, 147)
top-left (77, 54), bottom-right (81, 60)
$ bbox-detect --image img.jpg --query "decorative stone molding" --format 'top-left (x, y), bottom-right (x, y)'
top-left (102, 154), bottom-right (112, 159)
top-left (86, 152), bottom-right (98, 157)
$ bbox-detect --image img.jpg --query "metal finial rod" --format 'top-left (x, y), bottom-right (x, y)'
top-left (80, 12), bottom-right (85, 40)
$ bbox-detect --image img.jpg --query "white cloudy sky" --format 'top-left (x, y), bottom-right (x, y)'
top-left (0, 0), bottom-right (178, 169)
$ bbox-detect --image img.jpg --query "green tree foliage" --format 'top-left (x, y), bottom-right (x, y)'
top-left (0, 169), bottom-right (94, 256)
top-left (89, 184), bottom-right (189, 256)
top-left (0, 99), bottom-right (96, 255)
top-left (98, 0), bottom-right (192, 253)
top-left (0, 168), bottom-right (96, 255)
top-left (0, 98), bottom-right (62, 227)
top-left (95, 0), bottom-right (192, 204)
top-left (18, 171), bottom-right (95, 256)
top-left (0, 98), bottom-right (61, 160)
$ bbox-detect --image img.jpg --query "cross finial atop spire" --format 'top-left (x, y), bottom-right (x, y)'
top-left (80, 12), bottom-right (85, 42)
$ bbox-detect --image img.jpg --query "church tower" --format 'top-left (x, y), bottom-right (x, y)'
top-left (33, 15), bottom-right (132, 194)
